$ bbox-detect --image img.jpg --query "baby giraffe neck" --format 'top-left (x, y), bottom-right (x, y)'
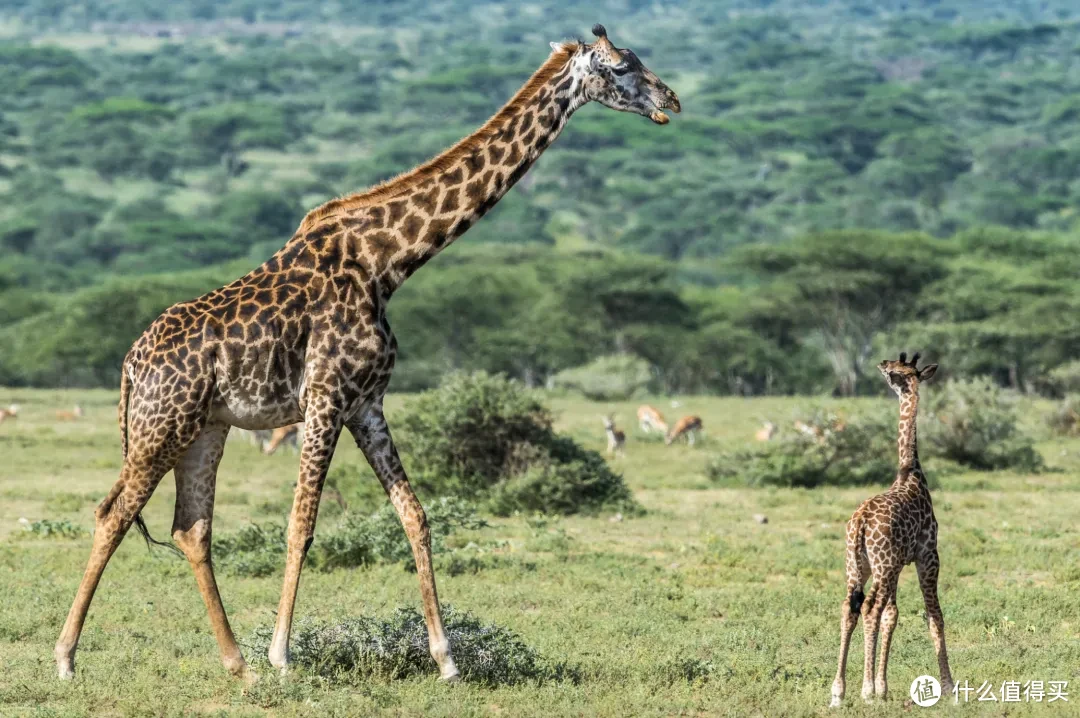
top-left (897, 386), bottom-right (920, 472)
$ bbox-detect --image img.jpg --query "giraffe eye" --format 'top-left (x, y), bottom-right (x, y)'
top-left (612, 65), bottom-right (630, 76)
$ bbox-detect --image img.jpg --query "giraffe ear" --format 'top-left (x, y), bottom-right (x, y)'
top-left (918, 364), bottom-right (938, 382)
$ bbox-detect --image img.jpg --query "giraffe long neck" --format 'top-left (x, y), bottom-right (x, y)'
top-left (897, 383), bottom-right (921, 472)
top-left (300, 44), bottom-right (592, 295)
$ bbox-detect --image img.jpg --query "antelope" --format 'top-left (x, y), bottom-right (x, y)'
top-left (56, 404), bottom-right (84, 421)
top-left (262, 423), bottom-right (303, 456)
top-left (601, 415), bottom-right (626, 457)
top-left (637, 404), bottom-right (668, 434)
top-left (666, 415), bottom-right (703, 446)
top-left (755, 420), bottom-right (777, 442)
top-left (0, 404), bottom-right (18, 425)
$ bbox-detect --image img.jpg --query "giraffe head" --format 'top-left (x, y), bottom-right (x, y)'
top-left (569, 24), bottom-right (680, 125)
top-left (878, 352), bottom-right (938, 397)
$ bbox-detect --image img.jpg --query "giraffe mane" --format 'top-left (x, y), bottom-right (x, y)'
top-left (298, 41), bottom-right (582, 230)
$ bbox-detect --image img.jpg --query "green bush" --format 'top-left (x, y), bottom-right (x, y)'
top-left (923, 378), bottom-right (1043, 471)
top-left (549, 354), bottom-right (653, 400)
top-left (212, 497), bottom-right (486, 577)
top-left (706, 406), bottom-right (896, 488)
top-left (245, 605), bottom-right (571, 686)
top-left (398, 372), bottom-right (638, 516)
top-left (17, 518), bottom-right (85, 539)
top-left (1035, 361), bottom-right (1080, 398)
top-left (1047, 395), bottom-right (1080, 437)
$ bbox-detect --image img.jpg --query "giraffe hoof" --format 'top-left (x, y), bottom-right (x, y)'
top-left (829, 695), bottom-right (842, 708)
top-left (440, 668), bottom-right (461, 683)
top-left (57, 659), bottom-right (75, 680)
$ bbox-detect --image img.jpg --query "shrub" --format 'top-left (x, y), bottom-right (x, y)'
top-left (398, 372), bottom-right (638, 516)
top-left (923, 378), bottom-right (1043, 471)
top-left (213, 497), bottom-right (486, 577)
top-left (549, 354), bottom-right (653, 400)
top-left (1047, 394), bottom-right (1080, 436)
top-left (1035, 361), bottom-right (1080, 398)
top-left (17, 517), bottom-right (85, 539)
top-left (245, 605), bottom-right (567, 686)
top-left (706, 406), bottom-right (896, 488)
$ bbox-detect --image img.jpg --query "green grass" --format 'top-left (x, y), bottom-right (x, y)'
top-left (1, 389), bottom-right (1078, 716)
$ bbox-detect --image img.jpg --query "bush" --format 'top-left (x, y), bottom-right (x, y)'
top-left (706, 406), bottom-right (896, 487)
top-left (398, 372), bottom-right (638, 516)
top-left (549, 354), bottom-right (653, 400)
top-left (923, 378), bottom-right (1043, 471)
top-left (1034, 361), bottom-right (1080, 398)
top-left (245, 606), bottom-right (569, 686)
top-left (17, 517), bottom-right (85, 539)
top-left (213, 497), bottom-right (486, 577)
top-left (1047, 395), bottom-right (1080, 437)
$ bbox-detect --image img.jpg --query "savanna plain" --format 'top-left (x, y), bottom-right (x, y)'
top-left (1, 391), bottom-right (1078, 717)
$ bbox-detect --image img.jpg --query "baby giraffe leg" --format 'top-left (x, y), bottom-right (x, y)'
top-left (831, 550), bottom-right (869, 706)
top-left (874, 575), bottom-right (901, 698)
top-left (860, 581), bottom-right (883, 702)
top-left (917, 551), bottom-right (953, 693)
top-left (171, 422), bottom-right (253, 682)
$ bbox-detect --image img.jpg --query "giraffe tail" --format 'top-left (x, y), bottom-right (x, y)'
top-left (118, 357), bottom-right (183, 558)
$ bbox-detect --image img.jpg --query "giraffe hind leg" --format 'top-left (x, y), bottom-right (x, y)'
top-left (55, 439), bottom-right (185, 677)
top-left (831, 540), bottom-right (869, 707)
top-left (171, 421), bottom-right (254, 682)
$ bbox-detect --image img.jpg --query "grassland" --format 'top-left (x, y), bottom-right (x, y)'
top-left (1, 389), bottom-right (1078, 717)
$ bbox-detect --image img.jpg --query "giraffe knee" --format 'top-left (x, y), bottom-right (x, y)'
top-left (172, 520), bottom-right (211, 564)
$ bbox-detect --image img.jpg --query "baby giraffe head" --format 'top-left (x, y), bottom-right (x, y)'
top-left (878, 352), bottom-right (938, 397)
top-left (568, 24), bottom-right (680, 125)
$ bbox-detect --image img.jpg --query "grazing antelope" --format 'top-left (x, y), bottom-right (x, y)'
top-left (637, 404), bottom-right (668, 434)
top-left (600, 415), bottom-right (626, 457)
top-left (665, 415), bottom-right (703, 446)
top-left (795, 416), bottom-right (846, 443)
top-left (831, 353), bottom-right (951, 706)
top-left (0, 404), bottom-right (18, 425)
top-left (236, 428), bottom-right (273, 447)
top-left (262, 423), bottom-right (303, 456)
top-left (755, 420), bottom-right (777, 442)
top-left (55, 405), bottom-right (84, 421)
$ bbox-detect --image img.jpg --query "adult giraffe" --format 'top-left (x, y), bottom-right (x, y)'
top-left (55, 24), bottom-right (679, 682)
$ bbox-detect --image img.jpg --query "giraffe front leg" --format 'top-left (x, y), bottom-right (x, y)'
top-left (267, 408), bottom-right (342, 673)
top-left (348, 407), bottom-right (459, 681)
top-left (917, 552), bottom-right (953, 693)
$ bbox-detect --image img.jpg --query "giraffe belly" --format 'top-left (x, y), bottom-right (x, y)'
top-left (208, 341), bottom-right (307, 430)
top-left (210, 396), bottom-right (302, 431)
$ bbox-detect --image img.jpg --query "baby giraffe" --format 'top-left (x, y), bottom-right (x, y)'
top-left (831, 352), bottom-right (953, 706)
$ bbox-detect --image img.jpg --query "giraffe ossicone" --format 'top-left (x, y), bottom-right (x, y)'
top-left (54, 25), bottom-right (679, 683)
top-left (830, 351), bottom-right (952, 707)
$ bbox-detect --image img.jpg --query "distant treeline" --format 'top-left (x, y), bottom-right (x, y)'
top-left (3, 1), bottom-right (1080, 394)
top-left (4, 228), bottom-right (1079, 397)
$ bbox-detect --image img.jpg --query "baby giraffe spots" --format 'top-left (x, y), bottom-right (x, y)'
top-left (831, 353), bottom-right (952, 707)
